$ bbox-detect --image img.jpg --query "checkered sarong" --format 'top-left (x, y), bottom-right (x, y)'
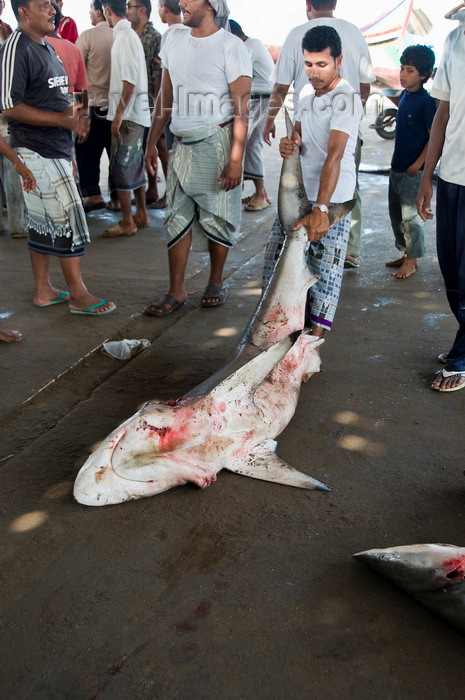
top-left (262, 211), bottom-right (351, 331)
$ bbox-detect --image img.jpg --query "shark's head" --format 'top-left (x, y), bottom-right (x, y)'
top-left (73, 401), bottom-right (200, 506)
top-left (354, 544), bottom-right (465, 592)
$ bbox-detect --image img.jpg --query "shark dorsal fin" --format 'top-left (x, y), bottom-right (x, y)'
top-left (208, 334), bottom-right (298, 405)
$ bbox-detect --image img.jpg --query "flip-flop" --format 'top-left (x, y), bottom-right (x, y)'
top-left (201, 284), bottom-right (227, 308)
top-left (34, 291), bottom-right (69, 307)
top-left (344, 257), bottom-right (360, 269)
top-left (70, 299), bottom-right (116, 316)
top-left (150, 197), bottom-right (167, 209)
top-left (101, 223), bottom-right (137, 237)
top-left (244, 196), bottom-right (270, 211)
top-left (145, 294), bottom-right (185, 317)
top-left (432, 368), bottom-right (465, 392)
top-left (0, 329), bottom-right (22, 343)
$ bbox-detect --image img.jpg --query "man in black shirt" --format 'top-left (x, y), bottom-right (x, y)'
top-left (0, 0), bottom-right (115, 315)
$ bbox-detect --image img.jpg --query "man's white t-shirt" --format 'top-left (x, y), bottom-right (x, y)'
top-left (244, 36), bottom-right (274, 95)
top-left (107, 19), bottom-right (151, 127)
top-left (276, 17), bottom-right (375, 108)
top-left (431, 26), bottom-right (465, 187)
top-left (160, 22), bottom-right (188, 49)
top-left (296, 78), bottom-right (363, 203)
top-left (160, 27), bottom-right (252, 132)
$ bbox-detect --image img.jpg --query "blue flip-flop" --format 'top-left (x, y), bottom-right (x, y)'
top-left (35, 290), bottom-right (69, 307)
top-left (70, 299), bottom-right (116, 316)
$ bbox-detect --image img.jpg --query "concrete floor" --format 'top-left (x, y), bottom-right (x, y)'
top-left (1, 108), bottom-right (465, 699)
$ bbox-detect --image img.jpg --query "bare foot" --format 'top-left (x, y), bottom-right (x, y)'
top-left (134, 216), bottom-right (149, 227)
top-left (392, 258), bottom-right (418, 278)
top-left (386, 254), bottom-right (407, 268)
top-left (33, 288), bottom-right (69, 307)
top-left (0, 329), bottom-right (22, 343)
top-left (432, 370), bottom-right (465, 392)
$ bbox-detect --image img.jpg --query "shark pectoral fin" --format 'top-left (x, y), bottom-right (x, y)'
top-left (227, 440), bottom-right (331, 491)
top-left (328, 199), bottom-right (356, 227)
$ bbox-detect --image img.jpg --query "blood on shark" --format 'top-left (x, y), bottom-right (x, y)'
top-left (74, 110), bottom-right (354, 507)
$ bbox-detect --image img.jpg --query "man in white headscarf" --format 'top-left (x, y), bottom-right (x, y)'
top-left (209, 0), bottom-right (229, 28)
top-left (144, 0), bottom-right (252, 316)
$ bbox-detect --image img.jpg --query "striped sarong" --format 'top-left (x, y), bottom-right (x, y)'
top-left (17, 148), bottom-right (89, 257)
top-left (243, 95), bottom-right (270, 181)
top-left (166, 122), bottom-right (242, 253)
top-left (262, 210), bottom-right (351, 332)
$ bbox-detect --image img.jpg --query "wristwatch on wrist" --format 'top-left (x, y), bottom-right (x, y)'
top-left (313, 202), bottom-right (329, 214)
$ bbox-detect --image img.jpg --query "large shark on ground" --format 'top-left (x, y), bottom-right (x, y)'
top-left (74, 110), bottom-right (354, 506)
top-left (354, 544), bottom-right (465, 633)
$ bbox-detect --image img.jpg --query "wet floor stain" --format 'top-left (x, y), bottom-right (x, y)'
top-left (422, 312), bottom-right (450, 328)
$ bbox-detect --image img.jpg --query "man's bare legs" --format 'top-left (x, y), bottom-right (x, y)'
top-left (146, 233), bottom-right (231, 314)
top-left (146, 135), bottom-right (169, 205)
top-left (115, 189), bottom-right (138, 235)
top-left (310, 325), bottom-right (325, 339)
top-left (145, 231), bottom-right (191, 315)
top-left (386, 253), bottom-right (418, 278)
top-left (203, 239), bottom-right (229, 304)
top-left (30, 251), bottom-right (115, 313)
top-left (30, 250), bottom-right (70, 306)
top-left (133, 184), bottom-right (149, 227)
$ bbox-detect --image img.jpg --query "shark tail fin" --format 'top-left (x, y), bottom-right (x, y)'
top-left (227, 439), bottom-right (331, 491)
top-left (284, 107), bottom-right (294, 139)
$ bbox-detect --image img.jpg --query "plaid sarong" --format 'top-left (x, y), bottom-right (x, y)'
top-left (17, 147), bottom-right (89, 257)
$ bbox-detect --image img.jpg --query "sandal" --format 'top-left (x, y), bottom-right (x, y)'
top-left (201, 285), bottom-right (227, 308)
top-left (101, 223), bottom-right (137, 237)
top-left (432, 368), bottom-right (465, 392)
top-left (242, 195), bottom-right (271, 205)
top-left (244, 196), bottom-right (271, 211)
top-left (150, 195), bottom-right (167, 209)
top-left (145, 294), bottom-right (185, 317)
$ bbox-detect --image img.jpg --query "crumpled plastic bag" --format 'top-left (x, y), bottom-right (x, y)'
top-left (100, 338), bottom-right (151, 360)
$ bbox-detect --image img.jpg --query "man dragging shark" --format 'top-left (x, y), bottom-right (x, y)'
top-left (264, 25), bottom-right (362, 344)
